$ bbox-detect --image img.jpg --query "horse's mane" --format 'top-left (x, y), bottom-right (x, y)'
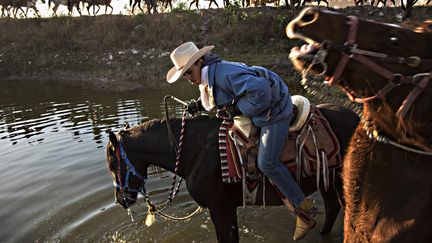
top-left (367, 100), bottom-right (431, 152)
top-left (119, 116), bottom-right (216, 137)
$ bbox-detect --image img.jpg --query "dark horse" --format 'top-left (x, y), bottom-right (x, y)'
top-left (106, 104), bottom-right (359, 242)
top-left (287, 7), bottom-right (432, 242)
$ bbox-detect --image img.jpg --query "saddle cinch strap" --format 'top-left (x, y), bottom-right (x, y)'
top-left (229, 96), bottom-right (341, 191)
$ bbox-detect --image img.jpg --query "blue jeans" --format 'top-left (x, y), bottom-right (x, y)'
top-left (257, 117), bottom-right (305, 207)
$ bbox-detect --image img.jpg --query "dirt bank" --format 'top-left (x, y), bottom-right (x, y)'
top-left (0, 6), bottom-right (430, 91)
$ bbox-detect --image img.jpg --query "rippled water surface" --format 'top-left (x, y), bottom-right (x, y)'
top-left (0, 80), bottom-right (343, 242)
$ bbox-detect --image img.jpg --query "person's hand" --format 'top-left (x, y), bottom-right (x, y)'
top-left (216, 103), bottom-right (241, 120)
top-left (185, 98), bottom-right (203, 116)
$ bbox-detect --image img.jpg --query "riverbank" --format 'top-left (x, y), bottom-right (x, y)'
top-left (0, 5), bottom-right (431, 91)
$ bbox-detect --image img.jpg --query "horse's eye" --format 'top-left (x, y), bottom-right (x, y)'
top-left (389, 36), bottom-right (399, 45)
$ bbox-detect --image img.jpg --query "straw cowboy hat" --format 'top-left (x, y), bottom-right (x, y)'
top-left (166, 42), bottom-right (214, 83)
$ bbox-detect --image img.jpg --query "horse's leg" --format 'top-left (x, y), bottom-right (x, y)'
top-left (18, 7), bottom-right (25, 17)
top-left (132, 1), bottom-right (140, 14)
top-left (211, 0), bottom-right (219, 8)
top-left (1, 7), bottom-right (7, 18)
top-left (319, 172), bottom-right (342, 235)
top-left (76, 4), bottom-right (82, 15)
top-left (189, 0), bottom-right (194, 9)
top-left (208, 206), bottom-right (239, 243)
top-left (32, 6), bottom-right (40, 17)
top-left (53, 4), bottom-right (59, 16)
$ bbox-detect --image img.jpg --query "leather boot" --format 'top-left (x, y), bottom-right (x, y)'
top-left (293, 199), bottom-right (316, 241)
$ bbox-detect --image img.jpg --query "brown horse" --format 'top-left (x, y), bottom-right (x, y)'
top-left (287, 7), bottom-right (432, 242)
top-left (189, 0), bottom-right (219, 10)
top-left (83, 0), bottom-right (112, 15)
top-left (370, 0), bottom-right (396, 6)
top-left (11, 0), bottom-right (45, 17)
top-left (48, 0), bottom-right (82, 16)
top-left (0, 0), bottom-right (13, 17)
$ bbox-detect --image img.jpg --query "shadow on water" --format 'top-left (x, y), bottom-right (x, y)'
top-left (0, 79), bottom-right (343, 242)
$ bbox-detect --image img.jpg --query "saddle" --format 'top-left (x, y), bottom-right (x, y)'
top-left (222, 96), bottom-right (341, 204)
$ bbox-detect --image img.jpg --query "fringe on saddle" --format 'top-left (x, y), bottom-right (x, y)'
top-left (218, 97), bottom-right (341, 205)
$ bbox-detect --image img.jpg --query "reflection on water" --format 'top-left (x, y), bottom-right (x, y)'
top-left (0, 80), bottom-right (197, 242)
top-left (0, 81), bottom-right (192, 147)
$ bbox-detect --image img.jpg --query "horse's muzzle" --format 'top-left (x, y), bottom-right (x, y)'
top-left (116, 191), bottom-right (138, 209)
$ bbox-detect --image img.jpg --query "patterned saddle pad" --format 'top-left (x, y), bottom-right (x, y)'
top-left (219, 106), bottom-right (341, 191)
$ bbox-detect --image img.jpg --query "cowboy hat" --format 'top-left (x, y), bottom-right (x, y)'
top-left (166, 42), bottom-right (215, 83)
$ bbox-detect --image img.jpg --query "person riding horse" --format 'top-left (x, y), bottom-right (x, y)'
top-left (166, 41), bottom-right (315, 240)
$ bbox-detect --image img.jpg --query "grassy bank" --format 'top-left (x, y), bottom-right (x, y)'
top-left (0, 6), bottom-right (430, 92)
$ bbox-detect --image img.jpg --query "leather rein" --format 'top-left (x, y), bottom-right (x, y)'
top-left (305, 15), bottom-right (432, 155)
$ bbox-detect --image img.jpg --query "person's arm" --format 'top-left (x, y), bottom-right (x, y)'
top-left (228, 73), bottom-right (272, 117)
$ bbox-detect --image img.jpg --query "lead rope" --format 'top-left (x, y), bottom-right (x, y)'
top-left (143, 97), bottom-right (202, 226)
top-left (168, 110), bottom-right (187, 202)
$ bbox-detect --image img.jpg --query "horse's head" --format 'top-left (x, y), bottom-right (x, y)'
top-left (287, 7), bottom-right (432, 102)
top-left (287, 8), bottom-right (432, 151)
top-left (106, 131), bottom-right (148, 209)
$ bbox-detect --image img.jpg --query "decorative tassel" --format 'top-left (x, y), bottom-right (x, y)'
top-left (145, 210), bottom-right (156, 227)
top-left (144, 197), bottom-right (157, 227)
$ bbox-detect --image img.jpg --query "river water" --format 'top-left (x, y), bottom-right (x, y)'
top-left (0, 80), bottom-right (343, 242)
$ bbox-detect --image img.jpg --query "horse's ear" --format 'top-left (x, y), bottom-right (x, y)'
top-left (109, 132), bottom-right (118, 148)
top-left (124, 122), bottom-right (130, 129)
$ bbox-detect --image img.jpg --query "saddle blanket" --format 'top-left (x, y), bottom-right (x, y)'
top-left (219, 120), bottom-right (241, 183)
top-left (219, 107), bottom-right (341, 189)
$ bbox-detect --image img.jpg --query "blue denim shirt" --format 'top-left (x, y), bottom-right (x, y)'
top-left (207, 61), bottom-right (293, 127)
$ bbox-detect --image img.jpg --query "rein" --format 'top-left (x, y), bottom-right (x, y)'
top-left (138, 96), bottom-right (202, 223)
top-left (363, 120), bottom-right (432, 156)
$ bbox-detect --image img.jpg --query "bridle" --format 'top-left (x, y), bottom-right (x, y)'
top-left (299, 14), bottom-right (432, 155)
top-left (111, 108), bottom-right (190, 209)
top-left (113, 138), bottom-right (148, 198)
top-left (307, 15), bottom-right (432, 119)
